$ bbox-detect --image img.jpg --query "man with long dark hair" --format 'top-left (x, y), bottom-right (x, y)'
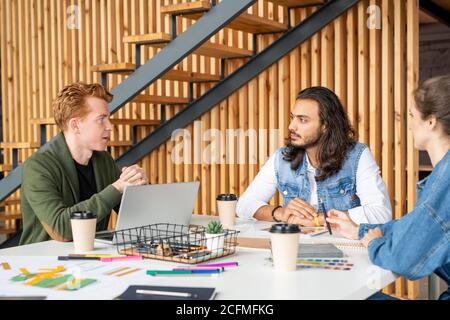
top-left (236, 86), bottom-right (392, 227)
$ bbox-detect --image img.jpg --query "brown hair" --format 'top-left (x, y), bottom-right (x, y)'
top-left (413, 75), bottom-right (450, 136)
top-left (52, 82), bottom-right (113, 131)
top-left (283, 86), bottom-right (356, 181)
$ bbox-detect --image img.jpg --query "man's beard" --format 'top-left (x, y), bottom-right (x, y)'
top-left (288, 130), bottom-right (323, 150)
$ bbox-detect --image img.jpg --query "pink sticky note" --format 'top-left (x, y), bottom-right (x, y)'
top-left (100, 256), bottom-right (143, 262)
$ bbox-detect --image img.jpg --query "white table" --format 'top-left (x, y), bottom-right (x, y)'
top-left (0, 215), bottom-right (397, 300)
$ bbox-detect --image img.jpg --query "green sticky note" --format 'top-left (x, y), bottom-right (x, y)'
top-left (10, 275), bottom-right (32, 282)
top-left (34, 275), bottom-right (73, 288)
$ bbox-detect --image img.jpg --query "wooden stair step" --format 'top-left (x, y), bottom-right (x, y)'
top-left (268, 0), bottom-right (325, 7)
top-left (164, 69), bottom-right (220, 82)
top-left (160, 0), bottom-right (210, 15)
top-left (109, 119), bottom-right (161, 126)
top-left (124, 33), bottom-right (252, 59)
top-left (161, 1), bottom-right (287, 34)
top-left (419, 165), bottom-right (433, 172)
top-left (132, 94), bottom-right (189, 105)
top-left (0, 227), bottom-right (18, 235)
top-left (0, 164), bottom-right (13, 172)
top-left (30, 118), bottom-right (56, 125)
top-left (31, 118), bottom-right (161, 127)
top-left (123, 32), bottom-right (172, 45)
top-left (0, 142), bottom-right (40, 149)
top-left (0, 198), bottom-right (21, 206)
top-left (92, 63), bottom-right (220, 83)
top-left (91, 62), bottom-right (135, 74)
top-left (107, 140), bottom-right (133, 147)
top-left (0, 212), bottom-right (22, 221)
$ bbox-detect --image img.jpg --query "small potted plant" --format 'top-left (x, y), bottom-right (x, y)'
top-left (204, 220), bottom-right (226, 253)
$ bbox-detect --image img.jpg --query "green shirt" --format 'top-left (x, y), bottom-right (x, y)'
top-left (20, 133), bottom-right (122, 245)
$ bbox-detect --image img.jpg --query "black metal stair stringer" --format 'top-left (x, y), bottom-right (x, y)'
top-left (0, 0), bottom-right (256, 201)
top-left (116, 0), bottom-right (361, 167)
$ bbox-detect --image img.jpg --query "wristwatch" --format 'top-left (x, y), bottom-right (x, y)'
top-left (271, 205), bottom-right (282, 222)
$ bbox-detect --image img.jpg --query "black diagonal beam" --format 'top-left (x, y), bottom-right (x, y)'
top-left (0, 0), bottom-right (256, 201)
top-left (108, 0), bottom-right (255, 114)
top-left (116, 0), bottom-right (360, 167)
top-left (420, 0), bottom-right (450, 28)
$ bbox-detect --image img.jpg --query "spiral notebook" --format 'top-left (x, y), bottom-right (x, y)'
top-left (312, 237), bottom-right (366, 252)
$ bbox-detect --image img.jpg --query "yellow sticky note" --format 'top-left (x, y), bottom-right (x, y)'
top-left (1, 262), bottom-right (11, 270)
top-left (19, 268), bottom-right (30, 275)
top-left (39, 266), bottom-right (65, 273)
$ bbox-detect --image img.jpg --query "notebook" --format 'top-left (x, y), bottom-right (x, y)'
top-left (298, 244), bottom-right (344, 258)
top-left (312, 237), bottom-right (366, 252)
top-left (115, 285), bottom-right (216, 300)
top-left (237, 236), bottom-right (270, 249)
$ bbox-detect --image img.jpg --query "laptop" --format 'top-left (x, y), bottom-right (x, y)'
top-left (95, 181), bottom-right (200, 244)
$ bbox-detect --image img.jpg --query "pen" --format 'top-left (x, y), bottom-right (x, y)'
top-left (100, 256), bottom-right (142, 262)
top-left (58, 256), bottom-right (100, 261)
top-left (172, 267), bottom-right (223, 272)
top-left (196, 262), bottom-right (238, 268)
top-left (136, 289), bottom-right (194, 298)
top-left (69, 254), bottom-right (123, 258)
top-left (323, 211), bottom-right (333, 235)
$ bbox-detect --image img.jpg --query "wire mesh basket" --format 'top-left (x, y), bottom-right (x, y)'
top-left (113, 223), bottom-right (239, 264)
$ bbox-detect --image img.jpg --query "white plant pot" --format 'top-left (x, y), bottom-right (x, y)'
top-left (204, 232), bottom-right (225, 254)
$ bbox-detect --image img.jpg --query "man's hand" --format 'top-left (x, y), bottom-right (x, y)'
top-left (287, 215), bottom-right (317, 227)
top-left (284, 198), bottom-right (318, 220)
top-left (361, 228), bottom-right (383, 247)
top-left (273, 198), bottom-right (318, 225)
top-left (112, 164), bottom-right (148, 193)
top-left (325, 209), bottom-right (359, 240)
top-left (120, 165), bottom-right (148, 184)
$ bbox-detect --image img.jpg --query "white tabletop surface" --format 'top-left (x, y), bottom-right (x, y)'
top-left (0, 215), bottom-right (397, 300)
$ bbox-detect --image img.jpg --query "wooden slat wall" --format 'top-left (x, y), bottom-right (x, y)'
top-left (0, 0), bottom-right (420, 299)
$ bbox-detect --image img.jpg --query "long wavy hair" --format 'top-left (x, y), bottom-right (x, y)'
top-left (283, 86), bottom-right (356, 181)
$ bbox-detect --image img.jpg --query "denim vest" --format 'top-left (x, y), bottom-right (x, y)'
top-left (274, 143), bottom-right (366, 213)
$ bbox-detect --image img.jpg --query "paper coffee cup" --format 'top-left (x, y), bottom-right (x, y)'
top-left (216, 194), bottom-right (238, 229)
top-left (269, 224), bottom-right (300, 272)
top-left (70, 211), bottom-right (97, 253)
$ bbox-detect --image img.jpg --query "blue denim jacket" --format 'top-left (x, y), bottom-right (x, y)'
top-left (359, 150), bottom-right (450, 300)
top-left (275, 143), bottom-right (366, 213)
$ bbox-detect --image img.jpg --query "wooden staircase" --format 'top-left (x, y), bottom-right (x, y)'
top-left (0, 0), bottom-right (327, 242)
top-left (88, 0), bottom-right (302, 153)
top-left (0, 142), bottom-right (40, 237)
top-left (122, 32), bottom-right (253, 59)
top-left (161, 1), bottom-right (288, 34)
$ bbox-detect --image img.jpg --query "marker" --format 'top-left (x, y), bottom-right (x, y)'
top-left (146, 269), bottom-right (220, 276)
top-left (58, 256), bottom-right (100, 261)
top-left (172, 267), bottom-right (223, 272)
top-left (100, 256), bottom-right (142, 262)
top-left (196, 261), bottom-right (238, 268)
top-left (69, 254), bottom-right (123, 258)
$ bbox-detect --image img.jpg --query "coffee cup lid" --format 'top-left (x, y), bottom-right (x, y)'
top-left (269, 223), bottom-right (300, 234)
top-left (70, 211), bottom-right (97, 219)
top-left (216, 194), bottom-right (238, 201)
